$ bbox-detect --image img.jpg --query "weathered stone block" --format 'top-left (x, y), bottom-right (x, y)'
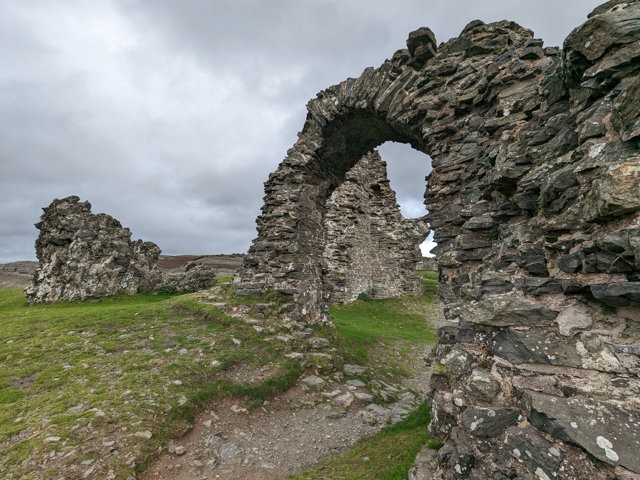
top-left (504, 425), bottom-right (564, 480)
top-left (514, 277), bottom-right (563, 295)
top-left (464, 368), bottom-right (501, 401)
top-left (461, 295), bottom-right (557, 327)
top-left (491, 329), bottom-right (582, 366)
top-left (591, 283), bottom-right (640, 306)
top-left (440, 348), bottom-right (473, 378)
top-left (524, 391), bottom-right (640, 472)
top-left (25, 196), bottom-right (162, 304)
top-left (582, 158), bottom-right (640, 221)
top-left (161, 262), bottom-right (217, 293)
top-left (460, 406), bottom-right (519, 438)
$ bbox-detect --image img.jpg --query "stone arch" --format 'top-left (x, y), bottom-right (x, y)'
top-left (238, 3), bottom-right (640, 477)
top-left (235, 54), bottom-right (440, 320)
top-left (236, 20), bottom-right (546, 321)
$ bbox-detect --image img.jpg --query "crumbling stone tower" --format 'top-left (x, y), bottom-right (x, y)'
top-left (323, 150), bottom-right (428, 303)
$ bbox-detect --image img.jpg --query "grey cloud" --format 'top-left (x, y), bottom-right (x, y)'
top-left (0, 0), bottom-right (603, 262)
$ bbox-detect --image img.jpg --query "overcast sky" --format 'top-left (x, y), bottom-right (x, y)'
top-left (0, 0), bottom-right (603, 262)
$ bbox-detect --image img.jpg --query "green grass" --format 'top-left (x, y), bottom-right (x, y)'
top-left (0, 288), bottom-right (297, 479)
top-left (0, 270), bottom-right (441, 479)
top-left (216, 274), bottom-right (233, 284)
top-left (326, 271), bottom-right (438, 367)
top-left (289, 402), bottom-right (431, 480)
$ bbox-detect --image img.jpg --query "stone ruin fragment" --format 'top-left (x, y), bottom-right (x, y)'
top-left (25, 196), bottom-right (163, 303)
top-left (160, 261), bottom-right (217, 294)
top-left (237, 0), bottom-right (640, 478)
top-left (324, 150), bottom-right (429, 303)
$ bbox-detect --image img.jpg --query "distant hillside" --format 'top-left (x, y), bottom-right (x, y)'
top-left (158, 254), bottom-right (245, 275)
top-left (0, 256), bottom-right (246, 290)
top-left (0, 261), bottom-right (37, 288)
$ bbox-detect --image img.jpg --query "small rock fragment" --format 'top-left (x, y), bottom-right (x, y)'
top-left (231, 404), bottom-right (248, 414)
top-left (301, 375), bottom-right (326, 391)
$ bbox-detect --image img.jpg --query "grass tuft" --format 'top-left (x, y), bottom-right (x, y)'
top-left (327, 271), bottom-right (438, 367)
top-left (289, 402), bottom-right (431, 480)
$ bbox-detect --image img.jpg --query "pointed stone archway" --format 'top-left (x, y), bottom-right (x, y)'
top-left (237, 3), bottom-right (640, 478)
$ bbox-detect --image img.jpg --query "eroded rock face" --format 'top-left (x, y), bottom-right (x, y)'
top-left (160, 261), bottom-right (217, 293)
top-left (25, 196), bottom-right (162, 303)
top-left (323, 151), bottom-right (428, 303)
top-left (237, 0), bottom-right (640, 477)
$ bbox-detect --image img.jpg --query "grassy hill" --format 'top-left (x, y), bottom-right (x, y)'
top-left (0, 271), bottom-right (440, 479)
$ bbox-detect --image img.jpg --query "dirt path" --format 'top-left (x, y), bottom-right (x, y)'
top-left (142, 340), bottom-right (438, 480)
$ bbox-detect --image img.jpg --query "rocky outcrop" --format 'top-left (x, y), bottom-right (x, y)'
top-left (237, 1), bottom-right (640, 477)
top-left (25, 196), bottom-right (162, 303)
top-left (323, 151), bottom-right (428, 303)
top-left (160, 261), bottom-right (217, 293)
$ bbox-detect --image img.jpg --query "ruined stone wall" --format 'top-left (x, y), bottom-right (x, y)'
top-left (238, 0), bottom-right (640, 477)
top-left (323, 150), bottom-right (428, 303)
top-left (26, 196), bottom-right (162, 303)
top-left (418, 256), bottom-right (438, 271)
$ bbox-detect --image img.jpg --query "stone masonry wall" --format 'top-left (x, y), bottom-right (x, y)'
top-left (25, 196), bottom-right (162, 303)
top-left (237, 0), bottom-right (640, 477)
top-left (323, 150), bottom-right (428, 303)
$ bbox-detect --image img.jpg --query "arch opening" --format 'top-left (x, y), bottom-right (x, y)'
top-left (322, 146), bottom-right (431, 304)
top-left (378, 141), bottom-right (437, 258)
top-left (296, 109), bottom-right (434, 306)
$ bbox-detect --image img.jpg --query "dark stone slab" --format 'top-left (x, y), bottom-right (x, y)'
top-left (491, 329), bottom-right (582, 367)
top-left (523, 391), bottom-right (640, 472)
top-left (461, 296), bottom-right (558, 327)
top-left (460, 407), bottom-right (520, 438)
top-left (591, 282), bottom-right (640, 306)
top-left (465, 368), bottom-right (502, 401)
top-left (504, 425), bottom-right (564, 480)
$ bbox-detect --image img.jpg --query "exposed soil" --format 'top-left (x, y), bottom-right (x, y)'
top-left (141, 339), bottom-right (440, 480)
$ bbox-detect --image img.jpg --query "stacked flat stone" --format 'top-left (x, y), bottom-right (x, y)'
top-left (25, 196), bottom-right (162, 303)
top-left (237, 0), bottom-right (640, 478)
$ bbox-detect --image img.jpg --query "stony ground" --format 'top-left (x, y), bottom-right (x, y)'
top-left (0, 270), bottom-right (444, 479)
top-left (142, 303), bottom-right (445, 480)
